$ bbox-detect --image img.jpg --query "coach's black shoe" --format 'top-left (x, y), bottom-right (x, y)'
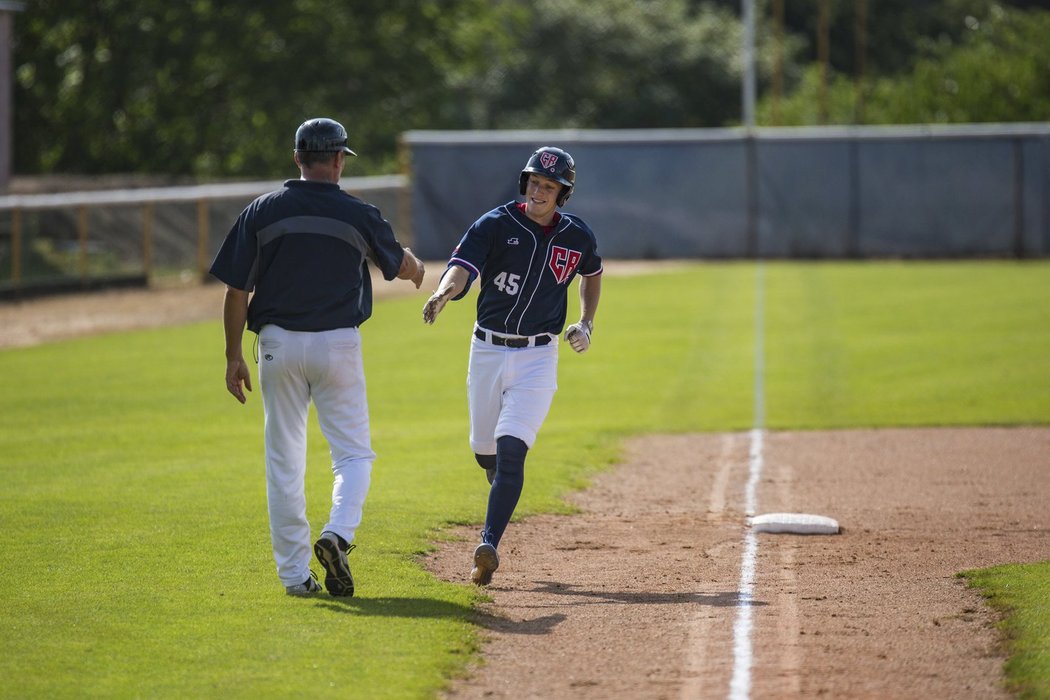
top-left (285, 570), bottom-right (321, 596)
top-left (470, 543), bottom-right (499, 586)
top-left (313, 531), bottom-right (355, 597)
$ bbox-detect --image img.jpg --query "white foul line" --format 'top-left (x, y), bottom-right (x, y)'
top-left (729, 265), bottom-right (766, 700)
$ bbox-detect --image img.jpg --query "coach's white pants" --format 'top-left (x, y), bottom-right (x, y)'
top-left (258, 324), bottom-right (375, 587)
top-left (467, 335), bottom-right (558, 454)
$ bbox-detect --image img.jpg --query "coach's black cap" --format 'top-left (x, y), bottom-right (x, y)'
top-left (294, 118), bottom-right (357, 155)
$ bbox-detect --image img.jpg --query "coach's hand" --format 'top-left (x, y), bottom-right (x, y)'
top-left (564, 320), bottom-right (592, 353)
top-left (225, 356), bottom-right (253, 404)
top-left (398, 248), bottom-right (425, 289)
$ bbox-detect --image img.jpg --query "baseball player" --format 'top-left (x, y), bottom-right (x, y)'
top-left (422, 146), bottom-right (603, 586)
top-left (210, 117), bottom-right (425, 597)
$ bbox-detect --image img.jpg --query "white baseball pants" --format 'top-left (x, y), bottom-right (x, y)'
top-left (467, 335), bottom-right (559, 454)
top-left (258, 324), bottom-right (375, 587)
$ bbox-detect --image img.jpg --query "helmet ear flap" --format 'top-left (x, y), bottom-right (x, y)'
top-left (519, 172), bottom-right (530, 197)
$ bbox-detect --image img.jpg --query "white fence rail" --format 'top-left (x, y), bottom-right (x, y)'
top-left (0, 175), bottom-right (408, 298)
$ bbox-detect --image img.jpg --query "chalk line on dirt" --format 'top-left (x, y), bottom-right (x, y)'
top-left (681, 432), bottom-right (743, 698)
top-left (729, 265), bottom-right (767, 700)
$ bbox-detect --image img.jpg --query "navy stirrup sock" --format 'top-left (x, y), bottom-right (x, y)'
top-left (482, 436), bottom-right (528, 548)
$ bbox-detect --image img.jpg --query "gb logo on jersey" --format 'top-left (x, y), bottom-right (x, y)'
top-left (548, 246), bottom-right (582, 284)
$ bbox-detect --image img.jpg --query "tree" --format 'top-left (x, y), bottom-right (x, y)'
top-left (13, 0), bottom-right (504, 177)
top-left (470, 0), bottom-right (747, 130)
top-left (12, 1), bottom-right (1048, 178)
top-left (758, 3), bottom-right (1050, 125)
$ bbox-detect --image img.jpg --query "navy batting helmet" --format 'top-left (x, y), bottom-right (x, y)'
top-left (294, 118), bottom-right (357, 155)
top-left (519, 146), bottom-right (575, 206)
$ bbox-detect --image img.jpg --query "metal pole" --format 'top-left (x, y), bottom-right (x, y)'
top-left (855, 0), bottom-right (867, 123)
top-left (0, 4), bottom-right (26, 192)
top-left (741, 0), bottom-right (756, 129)
top-left (773, 0), bottom-right (784, 126)
top-left (741, 0), bottom-right (758, 257)
top-left (818, 0), bottom-right (830, 124)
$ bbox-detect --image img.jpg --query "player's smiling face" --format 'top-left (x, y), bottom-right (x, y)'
top-left (523, 174), bottom-right (561, 225)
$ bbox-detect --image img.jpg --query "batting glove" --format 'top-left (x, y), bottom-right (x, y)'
top-left (423, 288), bottom-right (456, 324)
top-left (564, 320), bottom-right (592, 353)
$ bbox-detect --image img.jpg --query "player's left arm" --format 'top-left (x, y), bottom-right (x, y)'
top-left (422, 264), bottom-right (471, 325)
top-left (565, 272), bottom-right (601, 353)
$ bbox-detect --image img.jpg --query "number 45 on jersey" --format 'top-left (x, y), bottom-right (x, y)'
top-left (492, 246), bottom-right (583, 296)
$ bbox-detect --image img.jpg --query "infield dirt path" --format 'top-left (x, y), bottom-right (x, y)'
top-left (427, 429), bottom-right (1050, 699)
top-left (3, 266), bottom-right (1048, 699)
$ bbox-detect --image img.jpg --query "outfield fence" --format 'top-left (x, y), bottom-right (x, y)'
top-left (0, 175), bottom-right (407, 299)
top-left (2, 124), bottom-right (1047, 299)
top-left (403, 123), bottom-right (1050, 260)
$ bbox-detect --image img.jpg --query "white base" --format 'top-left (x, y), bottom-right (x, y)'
top-left (751, 512), bottom-right (840, 535)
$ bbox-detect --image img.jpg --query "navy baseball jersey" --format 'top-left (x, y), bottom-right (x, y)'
top-left (448, 202), bottom-right (602, 336)
top-left (210, 179), bottom-right (405, 333)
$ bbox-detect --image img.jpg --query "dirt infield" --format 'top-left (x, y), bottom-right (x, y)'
top-left (428, 429), bottom-right (1050, 699)
top-left (3, 269), bottom-right (1047, 699)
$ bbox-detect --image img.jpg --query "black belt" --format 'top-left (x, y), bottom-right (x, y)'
top-left (474, 328), bottom-right (553, 348)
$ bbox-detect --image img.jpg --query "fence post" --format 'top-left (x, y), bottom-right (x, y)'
top-left (1012, 137), bottom-right (1025, 259)
top-left (744, 133), bottom-right (759, 257)
top-left (197, 199), bottom-right (209, 281)
top-left (11, 206), bottom-right (21, 286)
top-left (848, 137), bottom-right (861, 258)
top-left (397, 136), bottom-right (414, 248)
top-left (77, 205), bottom-right (89, 280)
top-left (1044, 136), bottom-right (1050, 256)
top-left (143, 202), bottom-right (154, 279)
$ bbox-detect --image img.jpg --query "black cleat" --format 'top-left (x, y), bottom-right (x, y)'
top-left (313, 531), bottom-right (355, 597)
top-left (470, 543), bottom-right (500, 586)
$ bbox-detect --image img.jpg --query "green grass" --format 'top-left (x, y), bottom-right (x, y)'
top-left (963, 562), bottom-right (1050, 700)
top-left (764, 261), bottom-right (1050, 428)
top-left (0, 261), bottom-right (1048, 698)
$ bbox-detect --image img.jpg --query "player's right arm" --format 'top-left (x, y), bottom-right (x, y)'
top-left (222, 286), bottom-right (253, 404)
top-left (422, 265), bottom-right (470, 325)
top-left (565, 272), bottom-right (602, 353)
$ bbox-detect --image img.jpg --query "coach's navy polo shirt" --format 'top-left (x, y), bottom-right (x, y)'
top-left (448, 201), bottom-right (602, 337)
top-left (210, 179), bottom-right (404, 333)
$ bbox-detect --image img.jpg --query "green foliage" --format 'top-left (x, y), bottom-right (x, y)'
top-left (772, 0), bottom-right (999, 76)
top-left (759, 3), bottom-right (1050, 125)
top-left (963, 561), bottom-right (1050, 699)
top-left (13, 1), bottom-right (503, 177)
top-left (874, 5), bottom-right (1050, 124)
top-left (13, 1), bottom-right (1049, 177)
top-left (472, 0), bottom-right (745, 129)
